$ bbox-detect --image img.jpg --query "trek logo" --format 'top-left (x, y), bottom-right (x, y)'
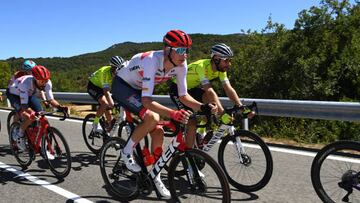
top-left (150, 138), bottom-right (180, 179)
top-left (129, 65), bottom-right (140, 72)
top-left (126, 94), bottom-right (142, 108)
top-left (142, 77), bottom-right (151, 81)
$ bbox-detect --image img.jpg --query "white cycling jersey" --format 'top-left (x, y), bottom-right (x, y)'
top-left (8, 75), bottom-right (54, 104)
top-left (117, 50), bottom-right (188, 97)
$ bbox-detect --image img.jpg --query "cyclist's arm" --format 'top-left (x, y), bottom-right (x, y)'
top-left (142, 96), bottom-right (173, 118)
top-left (223, 82), bottom-right (242, 106)
top-left (202, 84), bottom-right (224, 114)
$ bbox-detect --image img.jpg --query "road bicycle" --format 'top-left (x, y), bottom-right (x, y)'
top-left (99, 112), bottom-right (231, 202)
top-left (9, 110), bottom-right (72, 179)
top-left (199, 104), bottom-right (273, 192)
top-left (82, 104), bottom-right (149, 155)
top-left (311, 140), bottom-right (360, 203)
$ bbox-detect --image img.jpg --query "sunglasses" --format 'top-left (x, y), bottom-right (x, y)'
top-left (219, 57), bottom-right (232, 62)
top-left (171, 47), bottom-right (189, 55)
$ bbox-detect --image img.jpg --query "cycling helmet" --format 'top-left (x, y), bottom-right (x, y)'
top-left (109, 56), bottom-right (125, 68)
top-left (163, 30), bottom-right (192, 48)
top-left (211, 43), bottom-right (234, 58)
top-left (32, 65), bottom-right (51, 80)
top-left (22, 60), bottom-right (37, 71)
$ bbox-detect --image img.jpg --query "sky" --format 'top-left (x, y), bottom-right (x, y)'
top-left (0, 0), bottom-right (321, 60)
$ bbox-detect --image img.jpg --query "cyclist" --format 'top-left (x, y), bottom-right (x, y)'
top-left (111, 29), bottom-right (217, 198)
top-left (6, 60), bottom-right (42, 123)
top-left (87, 56), bottom-right (125, 133)
top-left (169, 43), bottom-right (255, 148)
top-left (7, 65), bottom-right (69, 151)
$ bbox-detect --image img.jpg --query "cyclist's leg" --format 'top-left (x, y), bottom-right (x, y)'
top-left (87, 81), bottom-right (107, 131)
top-left (111, 76), bottom-right (158, 172)
top-left (6, 90), bottom-right (20, 122)
top-left (29, 95), bottom-right (43, 112)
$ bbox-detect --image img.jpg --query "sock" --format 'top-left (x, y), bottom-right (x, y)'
top-left (123, 138), bottom-right (136, 155)
top-left (93, 116), bottom-right (100, 124)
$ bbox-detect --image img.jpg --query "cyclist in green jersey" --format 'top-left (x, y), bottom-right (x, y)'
top-left (87, 56), bottom-right (125, 132)
top-left (169, 43), bottom-right (255, 147)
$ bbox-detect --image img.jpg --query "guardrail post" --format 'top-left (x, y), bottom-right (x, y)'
top-left (242, 118), bottom-right (249, 130)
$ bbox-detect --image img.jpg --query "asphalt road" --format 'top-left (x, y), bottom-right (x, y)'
top-left (0, 109), bottom-right (355, 203)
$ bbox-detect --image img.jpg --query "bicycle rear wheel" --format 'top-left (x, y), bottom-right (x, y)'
top-left (8, 122), bottom-right (33, 168)
top-left (99, 137), bottom-right (140, 201)
top-left (42, 127), bottom-right (72, 178)
top-left (7, 110), bottom-right (16, 135)
top-left (82, 114), bottom-right (107, 154)
top-left (218, 130), bottom-right (273, 192)
top-left (311, 140), bottom-right (360, 203)
top-left (168, 149), bottom-right (231, 203)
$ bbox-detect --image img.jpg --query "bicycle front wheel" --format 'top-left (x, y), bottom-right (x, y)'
top-left (99, 137), bottom-right (140, 201)
top-left (168, 149), bottom-right (231, 203)
top-left (218, 130), bottom-right (273, 192)
top-left (311, 140), bottom-right (360, 203)
top-left (82, 114), bottom-right (106, 154)
top-left (42, 127), bottom-right (72, 178)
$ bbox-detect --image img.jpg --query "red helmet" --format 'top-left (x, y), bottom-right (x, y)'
top-left (32, 65), bottom-right (51, 80)
top-left (163, 29), bottom-right (192, 48)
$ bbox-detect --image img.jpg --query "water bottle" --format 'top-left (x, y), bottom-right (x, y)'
top-left (202, 131), bottom-right (214, 145)
top-left (153, 147), bottom-right (163, 162)
top-left (142, 147), bottom-right (154, 166)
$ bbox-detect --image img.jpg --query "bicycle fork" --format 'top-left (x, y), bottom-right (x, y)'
top-left (229, 126), bottom-right (247, 164)
top-left (183, 153), bottom-right (206, 192)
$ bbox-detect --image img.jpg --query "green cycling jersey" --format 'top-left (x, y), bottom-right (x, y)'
top-left (89, 66), bottom-right (113, 89)
top-left (174, 59), bottom-right (229, 89)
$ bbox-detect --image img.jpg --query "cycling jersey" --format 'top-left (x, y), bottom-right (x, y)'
top-left (8, 75), bottom-right (54, 104)
top-left (116, 50), bottom-right (188, 97)
top-left (174, 59), bottom-right (229, 89)
top-left (89, 66), bottom-right (113, 89)
top-left (7, 71), bottom-right (27, 87)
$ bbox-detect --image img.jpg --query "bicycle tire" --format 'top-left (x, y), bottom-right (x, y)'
top-left (311, 140), bottom-right (360, 203)
top-left (168, 148), bottom-right (231, 203)
top-left (99, 137), bottom-right (140, 201)
top-left (218, 130), bottom-right (273, 192)
top-left (42, 127), bottom-right (72, 178)
top-left (7, 110), bottom-right (16, 135)
top-left (82, 113), bottom-right (107, 154)
top-left (8, 122), bottom-right (33, 168)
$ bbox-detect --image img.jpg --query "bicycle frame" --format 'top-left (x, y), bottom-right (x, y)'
top-left (201, 122), bottom-right (248, 163)
top-left (25, 116), bottom-right (50, 154)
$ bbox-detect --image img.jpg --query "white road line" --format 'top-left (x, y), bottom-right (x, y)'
top-left (0, 161), bottom-right (93, 203)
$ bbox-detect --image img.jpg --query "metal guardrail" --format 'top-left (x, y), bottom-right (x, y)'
top-left (1, 89), bottom-right (360, 121)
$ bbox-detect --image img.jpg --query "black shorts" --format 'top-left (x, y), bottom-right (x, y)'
top-left (169, 82), bottom-right (204, 111)
top-left (87, 81), bottom-right (104, 101)
top-left (111, 76), bottom-right (146, 117)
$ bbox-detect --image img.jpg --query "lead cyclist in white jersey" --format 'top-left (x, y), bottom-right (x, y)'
top-left (111, 29), bottom-right (217, 198)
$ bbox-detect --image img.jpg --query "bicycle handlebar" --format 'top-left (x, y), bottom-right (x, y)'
top-left (35, 108), bottom-right (69, 121)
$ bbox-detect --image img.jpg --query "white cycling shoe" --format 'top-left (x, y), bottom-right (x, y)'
top-left (92, 123), bottom-right (103, 133)
top-left (120, 150), bottom-right (141, 173)
top-left (154, 174), bottom-right (171, 199)
top-left (13, 131), bottom-right (26, 152)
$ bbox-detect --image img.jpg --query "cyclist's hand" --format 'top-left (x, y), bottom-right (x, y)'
top-left (201, 103), bottom-right (217, 115)
top-left (220, 113), bottom-right (232, 124)
top-left (43, 101), bottom-right (50, 109)
top-left (58, 105), bottom-right (70, 116)
top-left (238, 105), bottom-right (255, 119)
top-left (170, 109), bottom-right (192, 124)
